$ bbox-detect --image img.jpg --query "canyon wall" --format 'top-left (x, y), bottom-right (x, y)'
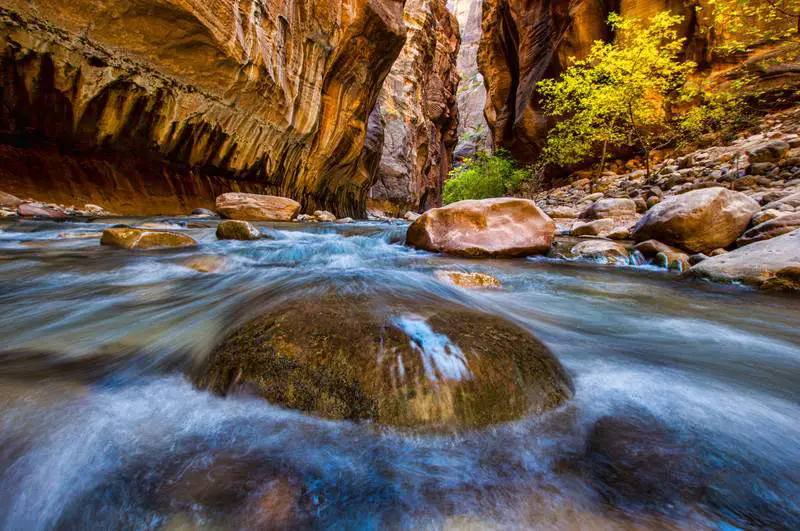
top-left (0, 0), bottom-right (406, 216)
top-left (477, 0), bottom-right (800, 165)
top-left (367, 0), bottom-right (461, 216)
top-left (448, 0), bottom-right (492, 161)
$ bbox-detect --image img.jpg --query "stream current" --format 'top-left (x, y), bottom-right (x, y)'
top-left (0, 217), bottom-right (798, 529)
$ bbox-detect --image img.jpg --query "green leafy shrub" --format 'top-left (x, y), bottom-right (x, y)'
top-left (443, 150), bottom-right (530, 204)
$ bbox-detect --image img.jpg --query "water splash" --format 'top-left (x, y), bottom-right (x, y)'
top-left (391, 315), bottom-right (471, 382)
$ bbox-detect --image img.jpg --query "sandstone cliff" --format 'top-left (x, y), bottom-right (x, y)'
top-left (0, 0), bottom-right (406, 216)
top-left (477, 0), bottom-right (800, 165)
top-left (367, 0), bottom-right (461, 216)
top-left (448, 0), bottom-right (492, 161)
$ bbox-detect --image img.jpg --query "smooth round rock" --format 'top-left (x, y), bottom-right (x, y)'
top-left (195, 293), bottom-right (573, 431)
top-left (216, 220), bottom-right (262, 241)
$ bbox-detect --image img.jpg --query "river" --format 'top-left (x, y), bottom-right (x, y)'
top-left (0, 217), bottom-right (798, 529)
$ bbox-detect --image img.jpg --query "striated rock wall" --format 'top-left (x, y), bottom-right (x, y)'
top-left (448, 0), bottom-right (492, 160)
top-left (367, 0), bottom-right (461, 216)
top-left (477, 0), bottom-right (800, 165)
top-left (0, 0), bottom-right (406, 217)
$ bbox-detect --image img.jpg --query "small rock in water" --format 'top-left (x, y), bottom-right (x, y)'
top-left (571, 219), bottom-right (615, 237)
top-left (100, 228), bottom-right (197, 250)
top-left (403, 211), bottom-right (421, 221)
top-left (216, 220), bottom-right (262, 241)
top-left (182, 255), bottom-right (227, 273)
top-left (335, 217), bottom-right (354, 224)
top-left (435, 271), bottom-right (502, 289)
top-left (569, 240), bottom-right (630, 266)
top-left (314, 210), bottom-right (336, 222)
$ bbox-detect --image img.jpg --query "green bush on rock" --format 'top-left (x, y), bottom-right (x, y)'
top-left (443, 150), bottom-right (531, 204)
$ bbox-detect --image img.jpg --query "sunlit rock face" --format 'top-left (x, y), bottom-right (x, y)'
top-left (0, 0), bottom-right (406, 217)
top-left (448, 0), bottom-right (492, 161)
top-left (476, 0), bottom-right (798, 164)
top-left (367, 0), bottom-right (461, 216)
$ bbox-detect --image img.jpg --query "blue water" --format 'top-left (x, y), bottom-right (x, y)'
top-left (0, 217), bottom-right (798, 529)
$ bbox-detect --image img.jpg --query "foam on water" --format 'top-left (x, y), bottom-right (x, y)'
top-left (391, 315), bottom-right (471, 382)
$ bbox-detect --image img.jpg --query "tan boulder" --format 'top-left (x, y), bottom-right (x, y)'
top-left (434, 271), bottom-right (502, 289)
top-left (580, 198), bottom-right (637, 220)
top-left (737, 212), bottom-right (800, 246)
top-left (215, 193), bottom-right (301, 222)
top-left (570, 219), bottom-right (615, 237)
top-left (313, 210), bottom-right (336, 222)
top-left (689, 230), bottom-right (800, 291)
top-left (631, 187), bottom-right (760, 253)
top-left (0, 190), bottom-right (25, 208)
top-left (100, 228), bottom-right (197, 250)
top-left (545, 206), bottom-right (578, 218)
top-left (764, 191), bottom-right (800, 211)
top-left (215, 220), bottom-right (262, 241)
top-left (406, 198), bottom-right (555, 257)
top-left (569, 240), bottom-right (630, 266)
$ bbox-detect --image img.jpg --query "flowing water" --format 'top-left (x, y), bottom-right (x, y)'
top-left (0, 217), bottom-right (799, 530)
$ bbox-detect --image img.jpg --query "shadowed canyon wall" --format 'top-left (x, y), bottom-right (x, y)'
top-left (367, 0), bottom-right (461, 216)
top-left (477, 0), bottom-right (800, 165)
top-left (448, 0), bottom-right (492, 161)
top-left (0, 0), bottom-right (407, 216)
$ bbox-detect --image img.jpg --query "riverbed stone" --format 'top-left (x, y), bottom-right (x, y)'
top-left (688, 229), bottom-right (800, 291)
top-left (216, 220), bottom-right (262, 241)
top-left (434, 271), bottom-right (502, 289)
top-left (183, 255), bottom-right (227, 273)
top-left (406, 198), bottom-right (555, 258)
top-left (747, 140), bottom-right (790, 163)
top-left (216, 193), bottom-right (301, 222)
top-left (314, 210), bottom-right (336, 222)
top-left (17, 202), bottom-right (68, 218)
top-left (570, 219), bottom-right (615, 237)
top-left (736, 213), bottom-right (800, 246)
top-left (100, 228), bottom-right (197, 250)
top-left (191, 208), bottom-right (217, 217)
top-left (631, 187), bottom-right (760, 253)
top-left (0, 191), bottom-right (25, 208)
top-left (569, 240), bottom-right (630, 265)
top-left (579, 198), bottom-right (637, 220)
top-left (195, 292), bottom-right (574, 431)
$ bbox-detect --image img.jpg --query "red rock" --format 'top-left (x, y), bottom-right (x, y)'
top-left (216, 194), bottom-right (301, 222)
top-left (406, 198), bottom-right (555, 257)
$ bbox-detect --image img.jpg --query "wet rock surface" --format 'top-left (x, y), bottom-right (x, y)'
top-left (216, 194), bottom-right (301, 222)
top-left (689, 229), bottom-right (800, 291)
top-left (216, 220), bottom-right (262, 241)
top-left (406, 198), bottom-right (555, 257)
top-left (100, 228), bottom-right (197, 250)
top-left (195, 292), bottom-right (574, 431)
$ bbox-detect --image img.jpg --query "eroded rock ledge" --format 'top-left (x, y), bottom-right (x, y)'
top-left (0, 0), bottom-right (406, 216)
top-left (367, 0), bottom-right (461, 216)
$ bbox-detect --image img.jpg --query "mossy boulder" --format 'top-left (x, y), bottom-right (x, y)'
top-left (195, 293), bottom-right (573, 431)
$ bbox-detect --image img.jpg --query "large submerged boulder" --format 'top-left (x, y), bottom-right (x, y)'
top-left (406, 198), bottom-right (555, 257)
top-left (689, 229), bottom-right (800, 291)
top-left (216, 194), bottom-right (301, 222)
top-left (100, 228), bottom-right (197, 250)
top-left (631, 188), bottom-right (759, 254)
top-left (195, 293), bottom-right (573, 431)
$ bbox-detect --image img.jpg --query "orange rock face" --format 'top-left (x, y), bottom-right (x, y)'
top-left (367, 0), bottom-right (461, 216)
top-left (216, 193), bottom-right (301, 222)
top-left (0, 0), bottom-right (406, 217)
top-left (406, 197), bottom-right (555, 257)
